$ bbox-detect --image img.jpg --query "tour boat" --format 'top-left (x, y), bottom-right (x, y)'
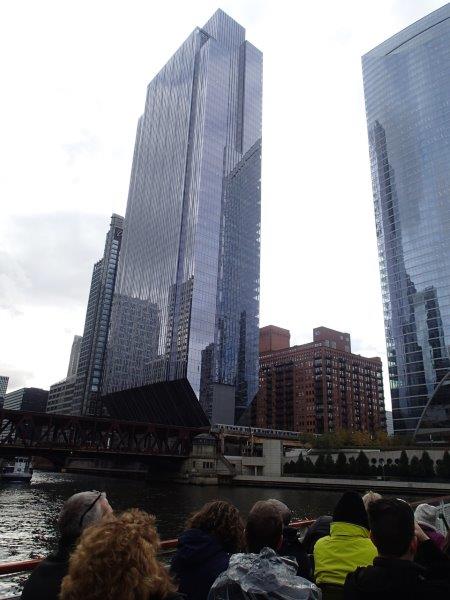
top-left (1, 456), bottom-right (33, 482)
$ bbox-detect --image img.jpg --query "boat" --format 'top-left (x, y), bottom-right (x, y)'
top-left (1, 456), bottom-right (33, 482)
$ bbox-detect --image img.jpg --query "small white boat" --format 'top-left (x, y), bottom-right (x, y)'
top-left (1, 456), bottom-right (33, 482)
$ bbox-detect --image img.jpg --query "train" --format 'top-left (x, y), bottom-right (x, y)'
top-left (210, 423), bottom-right (302, 441)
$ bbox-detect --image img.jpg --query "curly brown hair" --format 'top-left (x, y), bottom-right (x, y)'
top-left (60, 509), bottom-right (177, 600)
top-left (186, 500), bottom-right (244, 552)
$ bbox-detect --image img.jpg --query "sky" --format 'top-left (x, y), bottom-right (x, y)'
top-left (0, 0), bottom-right (446, 408)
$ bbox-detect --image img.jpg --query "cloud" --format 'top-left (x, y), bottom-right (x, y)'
top-left (0, 212), bottom-right (108, 309)
top-left (0, 365), bottom-right (34, 393)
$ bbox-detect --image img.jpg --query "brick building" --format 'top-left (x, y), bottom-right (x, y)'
top-left (252, 326), bottom-right (386, 434)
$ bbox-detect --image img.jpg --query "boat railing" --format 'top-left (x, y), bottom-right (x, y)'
top-left (0, 519), bottom-right (315, 577)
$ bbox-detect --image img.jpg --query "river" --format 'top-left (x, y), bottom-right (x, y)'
top-left (0, 470), bottom-right (348, 596)
top-left (0, 470), bottom-right (426, 597)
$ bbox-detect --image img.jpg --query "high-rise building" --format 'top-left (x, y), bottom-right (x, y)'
top-left (67, 335), bottom-right (83, 377)
top-left (259, 326), bottom-right (290, 353)
top-left (0, 375), bottom-right (8, 399)
top-left (103, 10), bottom-right (262, 423)
top-left (362, 4), bottom-right (450, 436)
top-left (252, 327), bottom-right (386, 434)
top-left (71, 214), bottom-right (124, 414)
top-left (4, 387), bottom-right (48, 412)
top-left (46, 375), bottom-right (76, 414)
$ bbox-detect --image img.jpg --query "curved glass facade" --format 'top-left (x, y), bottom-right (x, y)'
top-left (415, 371), bottom-right (450, 443)
top-left (103, 10), bottom-right (262, 422)
top-left (362, 4), bottom-right (450, 434)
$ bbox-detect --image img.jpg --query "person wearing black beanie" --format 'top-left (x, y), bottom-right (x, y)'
top-left (313, 491), bottom-right (377, 593)
top-left (332, 491), bottom-right (370, 530)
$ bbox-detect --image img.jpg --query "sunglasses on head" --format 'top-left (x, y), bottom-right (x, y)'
top-left (79, 491), bottom-right (104, 529)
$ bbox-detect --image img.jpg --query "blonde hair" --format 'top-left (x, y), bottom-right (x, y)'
top-left (60, 509), bottom-right (176, 600)
top-left (363, 490), bottom-right (382, 510)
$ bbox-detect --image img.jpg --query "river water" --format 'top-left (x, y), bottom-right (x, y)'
top-left (0, 470), bottom-right (427, 597)
top-left (0, 470), bottom-right (347, 597)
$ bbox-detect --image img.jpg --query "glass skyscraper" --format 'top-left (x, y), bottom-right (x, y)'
top-left (362, 4), bottom-right (450, 436)
top-left (103, 10), bottom-right (262, 422)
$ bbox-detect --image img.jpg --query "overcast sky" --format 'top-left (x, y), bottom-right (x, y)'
top-left (0, 0), bottom-right (446, 407)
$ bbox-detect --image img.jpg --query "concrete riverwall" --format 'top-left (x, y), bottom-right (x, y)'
top-left (233, 474), bottom-right (450, 495)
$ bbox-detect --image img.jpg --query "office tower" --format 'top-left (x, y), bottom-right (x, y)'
top-left (46, 375), bottom-right (76, 414)
top-left (67, 335), bottom-right (83, 377)
top-left (4, 387), bottom-right (48, 412)
top-left (103, 10), bottom-right (262, 423)
top-left (71, 213), bottom-right (124, 415)
top-left (252, 326), bottom-right (386, 434)
top-left (362, 4), bottom-right (450, 437)
top-left (0, 375), bottom-right (8, 399)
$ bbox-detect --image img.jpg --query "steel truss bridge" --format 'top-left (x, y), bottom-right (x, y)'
top-left (0, 409), bottom-right (208, 464)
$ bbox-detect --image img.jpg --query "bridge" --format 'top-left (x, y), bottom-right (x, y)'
top-left (0, 408), bottom-right (209, 465)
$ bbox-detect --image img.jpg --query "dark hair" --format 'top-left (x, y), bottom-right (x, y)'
top-left (246, 501), bottom-right (283, 553)
top-left (186, 500), bottom-right (244, 553)
top-left (333, 491), bottom-right (369, 530)
top-left (368, 498), bottom-right (415, 557)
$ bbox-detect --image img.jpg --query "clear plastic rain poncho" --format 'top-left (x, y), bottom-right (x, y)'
top-left (208, 547), bottom-right (322, 600)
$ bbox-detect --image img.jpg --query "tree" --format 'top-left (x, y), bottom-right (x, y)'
top-left (335, 452), bottom-right (348, 475)
top-left (295, 454), bottom-right (305, 474)
top-left (355, 451), bottom-right (370, 476)
top-left (303, 457), bottom-right (315, 474)
top-left (397, 450), bottom-right (410, 477)
top-left (410, 455), bottom-right (425, 478)
top-left (325, 453), bottom-right (335, 475)
top-left (420, 451), bottom-right (435, 478)
top-left (284, 461), bottom-right (295, 474)
top-left (436, 450), bottom-right (450, 480)
top-left (314, 454), bottom-right (326, 475)
top-left (347, 456), bottom-right (356, 476)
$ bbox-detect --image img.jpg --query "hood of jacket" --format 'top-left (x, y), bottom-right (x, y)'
top-left (330, 521), bottom-right (371, 538)
top-left (210, 548), bottom-right (320, 600)
top-left (345, 557), bottom-right (426, 595)
top-left (175, 528), bottom-right (227, 566)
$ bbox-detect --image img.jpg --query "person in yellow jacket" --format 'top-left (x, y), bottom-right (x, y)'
top-left (314, 491), bottom-right (377, 588)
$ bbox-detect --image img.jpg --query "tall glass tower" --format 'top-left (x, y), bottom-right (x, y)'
top-left (362, 4), bottom-right (450, 436)
top-left (103, 10), bottom-right (262, 422)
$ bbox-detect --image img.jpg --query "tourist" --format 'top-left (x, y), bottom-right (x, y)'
top-left (314, 491), bottom-right (377, 593)
top-left (171, 500), bottom-right (245, 600)
top-left (267, 498), bottom-right (312, 579)
top-left (303, 515), bottom-right (332, 554)
top-left (362, 491), bottom-right (382, 511)
top-left (21, 490), bottom-right (112, 600)
top-left (208, 500), bottom-right (320, 600)
top-left (414, 503), bottom-right (446, 550)
top-left (60, 508), bottom-right (181, 600)
top-left (344, 498), bottom-right (450, 599)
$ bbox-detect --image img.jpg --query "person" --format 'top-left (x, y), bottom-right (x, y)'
top-left (60, 508), bottom-right (182, 600)
top-left (171, 500), bottom-right (245, 600)
top-left (303, 515), bottom-right (332, 554)
top-left (21, 490), bottom-right (112, 600)
top-left (344, 498), bottom-right (450, 600)
top-left (267, 498), bottom-right (312, 579)
top-left (314, 491), bottom-right (377, 592)
top-left (362, 491), bottom-right (382, 511)
top-left (414, 503), bottom-right (446, 550)
top-left (208, 500), bottom-right (320, 600)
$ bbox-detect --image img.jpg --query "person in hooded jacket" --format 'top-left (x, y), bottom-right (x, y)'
top-left (171, 500), bottom-right (245, 600)
top-left (208, 500), bottom-right (320, 600)
top-left (267, 499), bottom-right (312, 580)
top-left (344, 498), bottom-right (450, 600)
top-left (313, 491), bottom-right (377, 591)
top-left (414, 503), bottom-right (446, 550)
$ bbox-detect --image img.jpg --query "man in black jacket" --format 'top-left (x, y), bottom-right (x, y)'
top-left (344, 498), bottom-right (450, 600)
top-left (267, 498), bottom-right (312, 580)
top-left (21, 490), bottom-right (112, 600)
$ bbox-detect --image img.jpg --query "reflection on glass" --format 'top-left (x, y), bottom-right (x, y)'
top-left (362, 5), bottom-right (450, 434)
top-left (102, 10), bottom-right (262, 423)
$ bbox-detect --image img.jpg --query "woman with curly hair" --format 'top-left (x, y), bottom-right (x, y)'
top-left (60, 509), bottom-right (181, 600)
top-left (171, 500), bottom-right (244, 600)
